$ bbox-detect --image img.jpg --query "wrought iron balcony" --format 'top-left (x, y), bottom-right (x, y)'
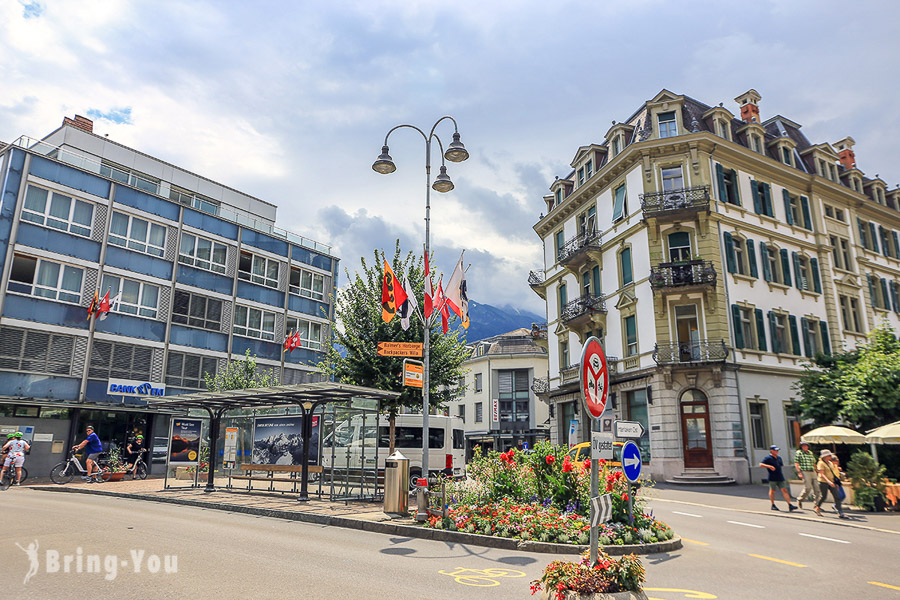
top-left (641, 185), bottom-right (710, 218)
top-left (528, 270), bottom-right (545, 287)
top-left (532, 376), bottom-right (549, 395)
top-left (653, 340), bottom-right (729, 365)
top-left (561, 294), bottom-right (607, 325)
top-left (650, 260), bottom-right (717, 291)
top-left (557, 229), bottom-right (602, 268)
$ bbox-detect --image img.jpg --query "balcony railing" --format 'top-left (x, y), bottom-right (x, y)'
top-left (557, 229), bottom-right (602, 265)
top-left (606, 356), bottom-right (619, 375)
top-left (641, 185), bottom-right (710, 217)
top-left (528, 270), bottom-right (545, 287)
top-left (561, 294), bottom-right (606, 324)
top-left (649, 260), bottom-right (717, 289)
top-left (532, 376), bottom-right (549, 395)
top-left (530, 323), bottom-right (548, 341)
top-left (653, 340), bottom-right (729, 365)
top-left (560, 364), bottom-right (579, 384)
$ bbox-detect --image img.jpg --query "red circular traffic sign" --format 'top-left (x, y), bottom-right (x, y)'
top-left (580, 336), bottom-right (609, 419)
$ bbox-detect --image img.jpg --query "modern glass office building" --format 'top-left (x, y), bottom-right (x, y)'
top-left (0, 115), bottom-right (337, 474)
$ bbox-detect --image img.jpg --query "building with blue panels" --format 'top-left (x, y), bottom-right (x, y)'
top-left (0, 115), bottom-right (338, 474)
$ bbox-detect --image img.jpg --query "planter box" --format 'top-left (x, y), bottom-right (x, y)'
top-left (539, 590), bottom-right (648, 600)
top-left (173, 468), bottom-right (208, 481)
top-left (107, 472), bottom-right (127, 482)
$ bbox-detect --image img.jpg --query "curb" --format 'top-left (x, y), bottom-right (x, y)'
top-left (31, 486), bottom-right (681, 555)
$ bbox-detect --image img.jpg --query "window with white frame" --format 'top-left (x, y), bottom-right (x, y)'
top-left (8, 255), bottom-right (82, 304)
top-left (178, 233), bottom-right (227, 274)
top-left (839, 294), bottom-right (863, 333)
top-left (286, 316), bottom-right (323, 350)
top-left (289, 267), bottom-right (325, 300)
top-left (239, 251), bottom-right (279, 288)
top-left (585, 159), bottom-right (593, 179)
top-left (475, 402), bottom-right (483, 423)
top-left (109, 211), bottom-right (166, 257)
top-left (830, 235), bottom-right (853, 271)
top-left (100, 274), bottom-right (159, 319)
top-left (474, 372), bottom-right (483, 392)
top-left (661, 166), bottom-right (684, 192)
top-left (657, 111), bottom-right (677, 138)
top-left (748, 400), bottom-right (768, 449)
top-left (796, 256), bottom-right (811, 291)
top-left (612, 137), bottom-right (621, 156)
top-left (233, 305), bottom-right (276, 341)
top-left (624, 314), bottom-right (638, 357)
top-left (21, 185), bottom-right (93, 237)
top-left (739, 306), bottom-right (757, 350)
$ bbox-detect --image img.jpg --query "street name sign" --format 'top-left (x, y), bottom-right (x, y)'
top-left (614, 420), bottom-right (645, 439)
top-left (590, 494), bottom-right (613, 527)
top-left (579, 336), bottom-right (609, 419)
top-left (591, 432), bottom-right (615, 461)
top-left (377, 342), bottom-right (423, 357)
top-left (621, 441), bottom-right (642, 483)
top-left (402, 359), bottom-right (423, 388)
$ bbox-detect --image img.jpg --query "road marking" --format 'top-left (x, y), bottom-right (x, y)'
top-left (437, 567), bottom-right (526, 587)
top-left (672, 511), bottom-right (703, 518)
top-left (727, 520), bottom-right (765, 529)
top-left (748, 554), bottom-right (807, 568)
top-left (799, 533), bottom-right (849, 544)
top-left (869, 581), bottom-right (900, 591)
top-left (680, 538), bottom-right (709, 546)
top-left (644, 588), bottom-right (717, 599)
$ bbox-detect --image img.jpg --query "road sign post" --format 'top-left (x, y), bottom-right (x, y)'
top-left (579, 336), bottom-right (608, 567)
top-left (621, 441), bottom-right (642, 525)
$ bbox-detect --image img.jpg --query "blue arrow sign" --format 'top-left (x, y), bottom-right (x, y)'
top-left (621, 441), bottom-right (641, 483)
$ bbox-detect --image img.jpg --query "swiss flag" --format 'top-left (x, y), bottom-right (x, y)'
top-left (96, 290), bottom-right (110, 320)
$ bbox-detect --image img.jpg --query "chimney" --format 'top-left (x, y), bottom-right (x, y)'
top-left (734, 89), bottom-right (762, 124)
top-left (62, 115), bottom-right (94, 134)
top-left (834, 136), bottom-right (856, 170)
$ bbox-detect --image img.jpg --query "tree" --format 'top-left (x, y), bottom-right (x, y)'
top-left (205, 348), bottom-right (280, 392)
top-left (319, 242), bottom-right (470, 450)
top-left (793, 324), bottom-right (900, 431)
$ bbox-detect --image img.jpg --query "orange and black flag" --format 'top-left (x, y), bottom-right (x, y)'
top-left (87, 290), bottom-right (99, 320)
top-left (381, 260), bottom-right (408, 323)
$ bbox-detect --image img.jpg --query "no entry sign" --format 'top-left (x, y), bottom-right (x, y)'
top-left (580, 336), bottom-right (609, 420)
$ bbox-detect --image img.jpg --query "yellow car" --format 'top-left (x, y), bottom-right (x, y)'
top-left (567, 441), bottom-right (623, 468)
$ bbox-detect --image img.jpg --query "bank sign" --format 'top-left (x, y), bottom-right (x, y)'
top-left (107, 378), bottom-right (166, 397)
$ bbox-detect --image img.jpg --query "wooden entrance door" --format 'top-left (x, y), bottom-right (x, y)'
top-left (680, 390), bottom-right (713, 468)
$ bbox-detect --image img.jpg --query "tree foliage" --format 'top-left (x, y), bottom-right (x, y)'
top-left (319, 242), bottom-right (469, 416)
top-left (205, 348), bottom-right (279, 392)
top-left (793, 324), bottom-right (900, 431)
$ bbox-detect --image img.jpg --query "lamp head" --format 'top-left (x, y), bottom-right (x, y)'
top-left (302, 401), bottom-right (314, 410)
top-left (372, 146), bottom-right (396, 174)
top-left (444, 132), bottom-right (469, 163)
top-left (432, 165), bottom-right (454, 193)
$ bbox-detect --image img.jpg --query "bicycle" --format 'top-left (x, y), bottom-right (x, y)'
top-left (49, 451), bottom-right (112, 484)
top-left (125, 448), bottom-right (148, 480)
top-left (0, 452), bottom-right (28, 488)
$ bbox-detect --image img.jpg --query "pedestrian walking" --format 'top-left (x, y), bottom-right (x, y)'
top-left (814, 449), bottom-right (846, 519)
top-left (794, 441), bottom-right (820, 509)
top-left (760, 445), bottom-right (798, 512)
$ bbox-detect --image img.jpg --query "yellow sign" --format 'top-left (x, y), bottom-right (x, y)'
top-left (378, 342), bottom-right (423, 357)
top-left (188, 450), bottom-right (197, 461)
top-left (403, 360), bottom-right (424, 388)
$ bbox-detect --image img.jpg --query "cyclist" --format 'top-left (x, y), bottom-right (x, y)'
top-left (125, 434), bottom-right (145, 478)
top-left (1, 431), bottom-right (30, 485)
top-left (72, 425), bottom-right (103, 482)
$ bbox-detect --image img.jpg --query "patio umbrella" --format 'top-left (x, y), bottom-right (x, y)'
top-left (866, 421), bottom-right (900, 463)
top-left (800, 425), bottom-right (868, 445)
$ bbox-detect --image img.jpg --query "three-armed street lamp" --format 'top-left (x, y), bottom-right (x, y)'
top-left (372, 117), bottom-right (468, 488)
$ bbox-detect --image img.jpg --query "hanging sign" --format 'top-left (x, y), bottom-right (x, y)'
top-left (402, 359), bottom-right (424, 388)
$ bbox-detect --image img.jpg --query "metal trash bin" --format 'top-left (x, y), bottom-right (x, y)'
top-left (383, 450), bottom-right (409, 514)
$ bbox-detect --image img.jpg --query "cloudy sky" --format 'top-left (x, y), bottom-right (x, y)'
top-left (2, 0), bottom-right (898, 316)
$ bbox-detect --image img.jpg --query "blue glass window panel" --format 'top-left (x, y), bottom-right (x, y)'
top-left (0, 151), bottom-right (26, 270)
top-left (85, 379), bottom-right (149, 406)
top-left (104, 245), bottom-right (173, 280)
top-left (94, 313), bottom-right (166, 341)
top-left (175, 264), bottom-right (233, 295)
top-left (292, 245), bottom-right (333, 271)
top-left (231, 336), bottom-right (281, 361)
top-left (114, 186), bottom-right (180, 221)
top-left (29, 155), bottom-right (111, 199)
top-left (236, 280), bottom-right (284, 308)
top-left (288, 294), bottom-right (329, 318)
top-left (2, 295), bottom-right (90, 329)
top-left (284, 347), bottom-right (323, 367)
top-left (0, 372), bottom-right (81, 401)
top-left (241, 229), bottom-right (288, 257)
top-left (15, 222), bottom-right (102, 262)
top-left (169, 324), bottom-right (229, 352)
top-left (183, 208), bottom-right (239, 239)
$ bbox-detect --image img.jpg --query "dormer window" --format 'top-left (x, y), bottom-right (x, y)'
top-left (750, 134), bottom-right (762, 154)
top-left (585, 160), bottom-right (593, 179)
top-left (555, 188), bottom-right (563, 206)
top-left (718, 120), bottom-right (731, 140)
top-left (658, 112), bottom-right (677, 138)
top-left (578, 167), bottom-right (585, 186)
top-left (612, 137), bottom-right (621, 156)
top-left (781, 147), bottom-right (792, 166)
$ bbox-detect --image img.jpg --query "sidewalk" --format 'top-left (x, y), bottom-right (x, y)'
top-left (647, 481), bottom-right (900, 534)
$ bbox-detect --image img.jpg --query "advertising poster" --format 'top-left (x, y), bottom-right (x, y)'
top-left (169, 419), bottom-right (201, 464)
top-left (252, 415), bottom-right (319, 465)
top-left (223, 427), bottom-right (239, 469)
top-left (568, 419), bottom-right (579, 447)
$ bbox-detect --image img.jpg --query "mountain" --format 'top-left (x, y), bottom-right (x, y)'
top-left (455, 301), bottom-right (544, 342)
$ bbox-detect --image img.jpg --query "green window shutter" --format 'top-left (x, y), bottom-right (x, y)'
top-left (612, 184), bottom-right (626, 222)
top-left (880, 226), bottom-right (890, 257)
top-left (732, 304), bottom-right (744, 349)
top-left (558, 284), bottom-right (567, 310)
top-left (893, 230), bottom-right (900, 258)
top-left (592, 265), bottom-right (601, 296)
top-left (763, 183), bottom-right (774, 217)
top-left (791, 251), bottom-right (802, 288)
top-left (800, 317), bottom-right (811, 357)
top-left (768, 311), bottom-right (779, 353)
top-left (819, 321), bottom-right (831, 355)
top-left (723, 232), bottom-right (736, 273)
top-left (869, 222), bottom-right (880, 253)
top-left (759, 241), bottom-right (771, 281)
top-left (746, 239), bottom-right (758, 278)
top-left (782, 189), bottom-right (794, 226)
top-left (729, 169), bottom-right (741, 206)
top-left (858, 218), bottom-right (867, 248)
top-left (788, 315), bottom-right (801, 355)
top-left (800, 196), bottom-right (812, 230)
top-left (881, 278), bottom-right (890, 309)
top-left (750, 180), bottom-right (762, 214)
top-left (780, 248), bottom-right (791, 285)
top-left (810, 257), bottom-right (822, 293)
top-left (621, 247), bottom-right (633, 285)
top-left (867, 275), bottom-right (876, 308)
top-left (755, 308), bottom-right (767, 351)
top-left (892, 281), bottom-right (900, 313)
top-left (716, 163), bottom-right (727, 203)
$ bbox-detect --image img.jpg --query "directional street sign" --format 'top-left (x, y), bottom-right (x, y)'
top-left (590, 494), bottom-right (613, 527)
top-left (579, 336), bottom-right (609, 419)
top-left (621, 441), bottom-right (642, 483)
top-left (377, 342), bottom-right (423, 357)
top-left (591, 432), bottom-right (614, 461)
top-left (614, 420), bottom-right (646, 439)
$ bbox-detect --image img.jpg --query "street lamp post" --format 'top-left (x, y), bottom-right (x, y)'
top-left (372, 117), bottom-right (468, 490)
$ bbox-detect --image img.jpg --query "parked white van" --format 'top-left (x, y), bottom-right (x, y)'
top-left (322, 414), bottom-right (466, 487)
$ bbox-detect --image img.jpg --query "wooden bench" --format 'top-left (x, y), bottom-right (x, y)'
top-left (228, 463), bottom-right (324, 493)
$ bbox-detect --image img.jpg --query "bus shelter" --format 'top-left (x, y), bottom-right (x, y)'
top-left (148, 382), bottom-right (399, 501)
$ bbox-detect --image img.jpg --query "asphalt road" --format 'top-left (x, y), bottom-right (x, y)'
top-left (1, 490), bottom-right (898, 599)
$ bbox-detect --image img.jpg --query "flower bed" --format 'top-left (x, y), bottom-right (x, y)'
top-left (531, 550), bottom-right (645, 599)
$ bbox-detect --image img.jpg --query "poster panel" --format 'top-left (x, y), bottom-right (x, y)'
top-left (252, 415), bottom-right (319, 465)
top-left (223, 427), bottom-right (239, 469)
top-left (169, 419), bottom-right (201, 465)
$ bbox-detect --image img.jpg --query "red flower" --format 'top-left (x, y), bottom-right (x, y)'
top-left (545, 455), bottom-right (556, 465)
top-left (622, 493), bottom-right (629, 502)
top-left (582, 459), bottom-right (591, 471)
top-left (562, 456), bottom-right (574, 473)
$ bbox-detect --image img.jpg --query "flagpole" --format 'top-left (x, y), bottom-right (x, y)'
top-left (423, 135), bottom-right (432, 489)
